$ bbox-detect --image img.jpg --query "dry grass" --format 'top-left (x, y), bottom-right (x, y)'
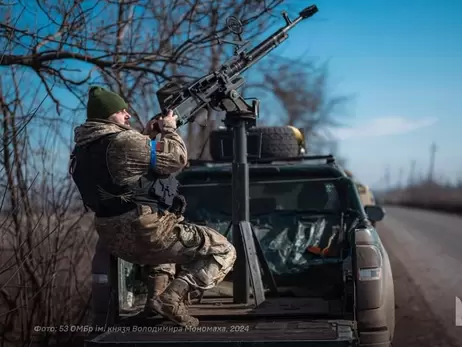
top-left (0, 211), bottom-right (97, 347)
top-left (382, 182), bottom-right (462, 214)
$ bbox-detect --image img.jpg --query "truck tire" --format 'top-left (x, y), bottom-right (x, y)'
top-left (209, 126), bottom-right (300, 160)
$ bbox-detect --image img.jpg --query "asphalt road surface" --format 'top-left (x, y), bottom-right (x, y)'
top-left (378, 206), bottom-right (462, 347)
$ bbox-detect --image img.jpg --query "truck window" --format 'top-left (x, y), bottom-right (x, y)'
top-left (180, 177), bottom-right (352, 275)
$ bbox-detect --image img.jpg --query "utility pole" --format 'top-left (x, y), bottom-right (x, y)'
top-left (428, 142), bottom-right (437, 183)
top-left (408, 160), bottom-right (416, 187)
top-left (385, 165), bottom-right (391, 191)
top-left (398, 167), bottom-right (404, 189)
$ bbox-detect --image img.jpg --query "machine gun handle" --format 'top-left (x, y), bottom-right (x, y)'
top-left (149, 112), bottom-right (163, 133)
top-left (149, 109), bottom-right (183, 133)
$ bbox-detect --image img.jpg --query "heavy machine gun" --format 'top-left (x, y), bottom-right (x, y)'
top-left (158, 4), bottom-right (319, 305)
top-left (153, 4), bottom-right (319, 128)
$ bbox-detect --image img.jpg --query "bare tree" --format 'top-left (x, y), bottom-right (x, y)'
top-left (1, 0), bottom-right (284, 128)
top-left (0, 70), bottom-right (94, 346)
top-left (0, 1), bottom-right (351, 345)
top-left (247, 56), bottom-right (351, 158)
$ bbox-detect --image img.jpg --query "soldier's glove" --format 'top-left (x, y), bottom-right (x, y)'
top-left (170, 194), bottom-right (187, 216)
top-left (158, 110), bottom-right (178, 133)
top-left (143, 115), bottom-right (161, 139)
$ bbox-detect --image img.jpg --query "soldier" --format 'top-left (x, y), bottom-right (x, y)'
top-left (69, 86), bottom-right (236, 327)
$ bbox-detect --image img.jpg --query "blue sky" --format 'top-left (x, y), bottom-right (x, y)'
top-left (276, 0), bottom-right (462, 188)
top-left (5, 0), bottom-right (461, 190)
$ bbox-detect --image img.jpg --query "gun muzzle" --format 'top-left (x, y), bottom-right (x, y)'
top-left (299, 5), bottom-right (318, 18)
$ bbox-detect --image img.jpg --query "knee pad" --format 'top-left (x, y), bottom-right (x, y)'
top-left (178, 257), bottom-right (222, 290)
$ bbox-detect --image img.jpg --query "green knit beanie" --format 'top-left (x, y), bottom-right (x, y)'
top-left (86, 86), bottom-right (129, 120)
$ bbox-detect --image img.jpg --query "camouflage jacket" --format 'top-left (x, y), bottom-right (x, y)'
top-left (73, 118), bottom-right (188, 189)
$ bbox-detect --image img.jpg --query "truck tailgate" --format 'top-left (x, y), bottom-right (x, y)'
top-left (85, 319), bottom-right (356, 347)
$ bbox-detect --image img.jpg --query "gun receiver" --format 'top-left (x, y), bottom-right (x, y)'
top-left (154, 4), bottom-right (318, 128)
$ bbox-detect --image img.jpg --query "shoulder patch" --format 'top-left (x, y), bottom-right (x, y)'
top-left (156, 141), bottom-right (164, 152)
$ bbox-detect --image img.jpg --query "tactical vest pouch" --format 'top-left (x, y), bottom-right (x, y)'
top-left (149, 175), bottom-right (178, 210)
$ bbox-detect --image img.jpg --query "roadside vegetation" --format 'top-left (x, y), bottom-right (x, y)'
top-left (381, 180), bottom-right (462, 215)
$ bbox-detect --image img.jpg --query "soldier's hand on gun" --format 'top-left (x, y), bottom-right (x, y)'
top-left (158, 110), bottom-right (178, 133)
top-left (143, 118), bottom-right (160, 139)
top-left (143, 110), bottom-right (178, 138)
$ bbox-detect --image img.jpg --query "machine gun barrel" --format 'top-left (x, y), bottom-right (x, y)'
top-left (227, 5), bottom-right (318, 78)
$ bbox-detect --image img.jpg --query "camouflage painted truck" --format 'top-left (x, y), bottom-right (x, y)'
top-left (85, 126), bottom-right (395, 347)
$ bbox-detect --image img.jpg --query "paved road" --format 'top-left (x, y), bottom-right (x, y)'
top-left (377, 206), bottom-right (462, 347)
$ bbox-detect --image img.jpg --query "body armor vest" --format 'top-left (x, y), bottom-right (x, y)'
top-left (69, 133), bottom-right (178, 217)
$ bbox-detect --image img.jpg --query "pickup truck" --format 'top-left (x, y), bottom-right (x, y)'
top-left (85, 153), bottom-right (394, 347)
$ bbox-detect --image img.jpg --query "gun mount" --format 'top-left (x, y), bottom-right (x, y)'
top-left (217, 5), bottom-right (319, 305)
top-left (154, 3), bottom-right (319, 306)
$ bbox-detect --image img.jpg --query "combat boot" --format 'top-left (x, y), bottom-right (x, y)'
top-left (144, 273), bottom-right (171, 316)
top-left (152, 278), bottom-right (199, 327)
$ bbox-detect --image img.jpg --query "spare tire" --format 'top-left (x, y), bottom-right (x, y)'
top-left (209, 126), bottom-right (301, 161)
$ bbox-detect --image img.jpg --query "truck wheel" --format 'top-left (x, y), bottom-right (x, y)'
top-left (209, 126), bottom-right (301, 160)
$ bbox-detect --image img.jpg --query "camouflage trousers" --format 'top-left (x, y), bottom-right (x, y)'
top-left (94, 205), bottom-right (236, 291)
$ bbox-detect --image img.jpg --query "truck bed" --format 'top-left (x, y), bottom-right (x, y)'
top-left (86, 319), bottom-right (355, 346)
top-left (86, 297), bottom-right (356, 346)
top-left (121, 296), bottom-right (344, 319)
